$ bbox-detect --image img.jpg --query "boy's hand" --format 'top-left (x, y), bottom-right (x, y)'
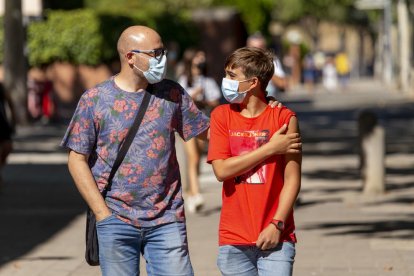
top-left (256, 224), bottom-right (280, 250)
top-left (268, 124), bottom-right (301, 154)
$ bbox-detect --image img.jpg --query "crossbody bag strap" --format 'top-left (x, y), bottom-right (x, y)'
top-left (102, 90), bottom-right (152, 197)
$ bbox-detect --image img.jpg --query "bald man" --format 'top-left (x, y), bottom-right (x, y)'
top-left (61, 26), bottom-right (208, 276)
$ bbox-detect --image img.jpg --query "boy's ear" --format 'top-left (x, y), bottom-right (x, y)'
top-left (252, 77), bottom-right (260, 89)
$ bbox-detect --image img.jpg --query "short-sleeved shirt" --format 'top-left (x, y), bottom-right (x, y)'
top-left (207, 104), bottom-right (297, 245)
top-left (61, 77), bottom-right (210, 227)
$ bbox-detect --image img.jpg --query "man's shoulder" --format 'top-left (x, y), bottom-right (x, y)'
top-left (157, 78), bottom-right (182, 89)
top-left (152, 79), bottom-right (186, 103)
top-left (82, 78), bottom-right (113, 97)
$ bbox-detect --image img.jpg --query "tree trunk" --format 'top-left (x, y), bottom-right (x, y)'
top-left (3, 0), bottom-right (28, 125)
top-left (397, 0), bottom-right (411, 93)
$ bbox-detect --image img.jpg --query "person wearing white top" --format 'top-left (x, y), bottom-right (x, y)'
top-left (178, 49), bottom-right (221, 213)
top-left (246, 32), bottom-right (287, 99)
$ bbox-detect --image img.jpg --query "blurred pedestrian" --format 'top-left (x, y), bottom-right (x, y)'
top-left (335, 51), bottom-right (351, 90)
top-left (61, 25), bottom-right (210, 276)
top-left (0, 83), bottom-right (16, 188)
top-left (302, 53), bottom-right (316, 92)
top-left (207, 47), bottom-right (302, 276)
top-left (165, 41), bottom-right (180, 81)
top-left (246, 32), bottom-right (287, 99)
top-left (27, 78), bottom-right (54, 124)
top-left (322, 56), bottom-right (338, 92)
top-left (312, 50), bottom-right (326, 83)
top-left (177, 48), bottom-right (221, 213)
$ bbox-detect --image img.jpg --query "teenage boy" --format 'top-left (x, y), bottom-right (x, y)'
top-left (207, 47), bottom-right (302, 276)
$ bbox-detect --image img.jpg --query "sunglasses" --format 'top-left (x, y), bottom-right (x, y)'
top-left (130, 48), bottom-right (168, 61)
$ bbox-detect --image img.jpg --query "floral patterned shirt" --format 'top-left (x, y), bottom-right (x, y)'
top-left (61, 77), bottom-right (210, 227)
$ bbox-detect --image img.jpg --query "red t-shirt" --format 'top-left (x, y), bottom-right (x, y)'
top-left (207, 104), bottom-right (297, 245)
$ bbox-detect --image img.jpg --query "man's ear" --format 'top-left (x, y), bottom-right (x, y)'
top-left (126, 52), bottom-right (133, 62)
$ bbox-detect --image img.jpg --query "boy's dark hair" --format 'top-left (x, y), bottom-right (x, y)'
top-left (224, 47), bottom-right (274, 91)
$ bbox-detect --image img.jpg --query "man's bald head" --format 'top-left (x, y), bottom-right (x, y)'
top-left (117, 26), bottom-right (163, 58)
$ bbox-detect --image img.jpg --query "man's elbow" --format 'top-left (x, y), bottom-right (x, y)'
top-left (68, 150), bottom-right (88, 170)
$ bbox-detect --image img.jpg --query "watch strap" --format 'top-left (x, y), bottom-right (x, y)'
top-left (270, 219), bottom-right (285, 231)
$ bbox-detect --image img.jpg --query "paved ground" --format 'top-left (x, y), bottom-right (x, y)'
top-left (0, 79), bottom-right (413, 276)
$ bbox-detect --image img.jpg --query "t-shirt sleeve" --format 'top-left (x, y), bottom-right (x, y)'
top-left (176, 87), bottom-right (210, 141)
top-left (60, 92), bottom-right (97, 154)
top-left (207, 105), bottom-right (231, 163)
top-left (277, 106), bottom-right (296, 128)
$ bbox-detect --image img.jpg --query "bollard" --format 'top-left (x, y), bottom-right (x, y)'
top-left (358, 111), bottom-right (385, 195)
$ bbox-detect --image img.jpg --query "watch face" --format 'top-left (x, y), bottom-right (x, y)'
top-left (271, 220), bottom-right (285, 231)
top-left (277, 221), bottom-right (284, 228)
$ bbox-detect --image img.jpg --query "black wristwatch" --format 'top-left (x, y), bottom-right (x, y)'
top-left (270, 219), bottom-right (285, 231)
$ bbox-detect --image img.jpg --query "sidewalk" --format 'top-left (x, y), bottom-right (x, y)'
top-left (1, 79), bottom-right (413, 275)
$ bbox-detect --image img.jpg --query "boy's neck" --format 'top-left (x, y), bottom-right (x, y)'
top-left (238, 90), bottom-right (267, 118)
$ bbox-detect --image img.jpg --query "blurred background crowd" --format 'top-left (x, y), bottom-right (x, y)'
top-left (1, 0), bottom-right (414, 206)
top-left (0, 0), bottom-right (413, 126)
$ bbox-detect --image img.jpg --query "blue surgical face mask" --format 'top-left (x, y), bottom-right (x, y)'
top-left (134, 54), bottom-right (167, 84)
top-left (221, 78), bottom-right (251, 104)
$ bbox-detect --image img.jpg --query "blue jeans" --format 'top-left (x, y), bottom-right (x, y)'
top-left (217, 242), bottom-right (296, 276)
top-left (96, 214), bottom-right (194, 276)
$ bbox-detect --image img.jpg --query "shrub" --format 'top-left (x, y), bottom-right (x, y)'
top-left (27, 9), bottom-right (102, 66)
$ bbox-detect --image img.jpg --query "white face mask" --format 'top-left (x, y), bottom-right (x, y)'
top-left (134, 54), bottom-right (167, 84)
top-left (221, 78), bottom-right (251, 104)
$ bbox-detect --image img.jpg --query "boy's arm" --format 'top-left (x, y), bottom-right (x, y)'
top-left (211, 123), bottom-right (301, 182)
top-left (68, 150), bottom-right (112, 221)
top-left (256, 116), bottom-right (302, 250)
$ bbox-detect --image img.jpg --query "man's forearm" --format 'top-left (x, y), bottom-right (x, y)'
top-left (68, 150), bottom-right (111, 220)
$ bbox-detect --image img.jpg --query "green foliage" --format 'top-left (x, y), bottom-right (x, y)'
top-left (84, 0), bottom-right (213, 14)
top-left (25, 8), bottom-right (198, 66)
top-left (97, 14), bottom-right (136, 62)
top-left (211, 0), bottom-right (275, 35)
top-left (27, 9), bottom-right (102, 66)
top-left (1, 0), bottom-right (377, 66)
top-left (274, 0), bottom-right (362, 25)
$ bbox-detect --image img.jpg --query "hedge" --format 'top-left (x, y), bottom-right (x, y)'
top-left (0, 8), bottom-right (198, 66)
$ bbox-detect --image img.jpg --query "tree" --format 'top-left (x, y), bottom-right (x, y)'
top-left (3, 0), bottom-right (27, 125)
top-left (273, 0), bottom-right (369, 45)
